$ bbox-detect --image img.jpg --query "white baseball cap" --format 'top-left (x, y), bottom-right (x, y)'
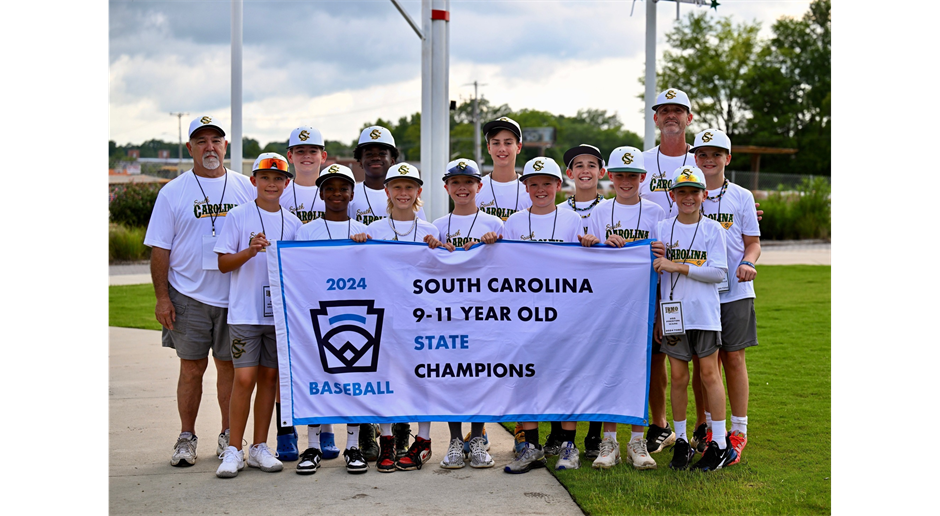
top-left (651, 88), bottom-right (692, 113)
top-left (519, 157), bottom-right (563, 182)
top-left (188, 115), bottom-right (226, 139)
top-left (669, 165), bottom-right (706, 191)
top-left (289, 126), bottom-right (324, 149)
top-left (442, 158), bottom-right (482, 181)
top-left (482, 116), bottom-right (523, 142)
top-left (385, 163), bottom-right (423, 186)
top-left (606, 146), bottom-right (646, 174)
top-left (252, 152), bottom-right (293, 178)
top-left (354, 126), bottom-right (398, 159)
top-left (690, 128), bottom-right (732, 153)
top-left (315, 163), bottom-right (356, 187)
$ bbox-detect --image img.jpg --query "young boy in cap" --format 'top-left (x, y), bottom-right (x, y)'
top-left (477, 117), bottom-right (532, 221)
top-left (558, 144), bottom-right (608, 237)
top-left (691, 128), bottom-right (761, 466)
top-left (580, 146), bottom-right (667, 470)
top-left (653, 166), bottom-right (735, 471)
top-left (349, 125), bottom-right (427, 227)
top-left (282, 125), bottom-right (329, 224)
top-left (214, 153), bottom-right (303, 478)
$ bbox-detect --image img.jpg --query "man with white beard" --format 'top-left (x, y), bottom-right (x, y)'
top-left (144, 115), bottom-right (255, 467)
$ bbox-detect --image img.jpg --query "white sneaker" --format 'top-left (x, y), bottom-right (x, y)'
top-left (627, 437), bottom-right (657, 470)
top-left (216, 446), bottom-right (245, 478)
top-left (555, 441), bottom-right (581, 470)
top-left (217, 429), bottom-right (230, 456)
top-left (440, 438), bottom-right (466, 469)
top-left (592, 437), bottom-right (621, 469)
top-left (468, 436), bottom-right (494, 468)
top-left (171, 434), bottom-right (197, 467)
top-left (248, 443), bottom-right (283, 472)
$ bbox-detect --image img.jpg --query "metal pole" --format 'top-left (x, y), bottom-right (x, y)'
top-left (231, 0), bottom-right (243, 173)
top-left (428, 0), bottom-right (450, 221)
top-left (473, 81), bottom-right (481, 169)
top-left (644, 0), bottom-right (657, 151)
top-left (420, 0), bottom-right (435, 217)
top-left (170, 112), bottom-right (187, 176)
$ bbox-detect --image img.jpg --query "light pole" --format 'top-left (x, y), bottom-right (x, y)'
top-left (170, 111), bottom-right (188, 176)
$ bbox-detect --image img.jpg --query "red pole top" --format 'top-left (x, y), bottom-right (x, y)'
top-left (431, 9), bottom-right (449, 21)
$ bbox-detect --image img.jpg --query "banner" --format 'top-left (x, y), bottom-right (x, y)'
top-left (269, 239), bottom-right (657, 426)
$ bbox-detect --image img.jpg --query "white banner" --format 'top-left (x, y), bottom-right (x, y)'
top-left (268, 240), bottom-right (656, 426)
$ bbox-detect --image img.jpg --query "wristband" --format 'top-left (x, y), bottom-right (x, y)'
top-left (740, 260), bottom-right (756, 269)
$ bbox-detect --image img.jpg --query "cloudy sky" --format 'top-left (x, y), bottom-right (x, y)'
top-left (109, 0), bottom-right (812, 147)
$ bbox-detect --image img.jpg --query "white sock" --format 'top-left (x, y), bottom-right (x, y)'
top-left (380, 423), bottom-right (393, 437)
top-left (307, 425), bottom-right (320, 449)
top-left (674, 420), bottom-right (687, 442)
top-left (346, 425), bottom-right (360, 450)
top-left (705, 411), bottom-right (713, 431)
top-left (730, 415), bottom-right (748, 435)
top-left (417, 422), bottom-right (431, 440)
top-left (713, 419), bottom-right (727, 449)
top-left (179, 431), bottom-right (194, 440)
top-left (604, 431), bottom-right (617, 441)
top-left (321, 424), bottom-right (334, 433)
top-left (631, 431), bottom-right (644, 441)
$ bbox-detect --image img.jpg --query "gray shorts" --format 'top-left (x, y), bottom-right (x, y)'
top-left (661, 329), bottom-right (721, 362)
top-left (162, 284), bottom-right (231, 361)
top-left (230, 324), bottom-right (278, 369)
top-left (720, 298), bottom-right (758, 352)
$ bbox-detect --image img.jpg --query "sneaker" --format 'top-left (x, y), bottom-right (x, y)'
top-left (344, 447), bottom-right (369, 473)
top-left (440, 438), bottom-right (466, 469)
top-left (626, 437), bottom-right (657, 470)
top-left (543, 433), bottom-right (564, 457)
top-left (377, 435), bottom-right (396, 473)
top-left (583, 433), bottom-right (601, 459)
top-left (469, 436), bottom-right (495, 468)
top-left (296, 447), bottom-right (322, 475)
top-left (276, 428), bottom-right (299, 462)
top-left (646, 423), bottom-right (676, 453)
top-left (248, 443), bottom-right (283, 472)
top-left (216, 430), bottom-right (230, 456)
top-left (216, 446), bottom-right (245, 478)
top-left (691, 439), bottom-right (736, 472)
top-left (359, 424), bottom-right (380, 462)
top-left (462, 427), bottom-right (490, 457)
top-left (555, 441), bottom-right (581, 470)
top-left (393, 423), bottom-right (411, 459)
top-left (504, 442), bottom-right (546, 474)
top-left (513, 423), bottom-right (526, 458)
top-left (669, 439), bottom-right (695, 470)
top-left (592, 436), bottom-right (621, 469)
top-left (690, 423), bottom-right (708, 454)
top-left (396, 436), bottom-right (432, 471)
top-left (171, 434), bottom-right (197, 467)
top-left (727, 431), bottom-right (747, 466)
top-left (320, 431), bottom-right (340, 460)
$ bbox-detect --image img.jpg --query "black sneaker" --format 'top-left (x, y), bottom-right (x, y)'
top-left (344, 446), bottom-right (369, 473)
top-left (691, 440), bottom-right (736, 472)
top-left (669, 439), bottom-right (695, 470)
top-left (690, 423), bottom-right (708, 454)
top-left (583, 433), bottom-right (601, 459)
top-left (296, 447), bottom-right (322, 475)
top-left (359, 424), bottom-right (380, 462)
top-left (646, 423), bottom-right (676, 453)
top-left (543, 433), bottom-right (563, 457)
top-left (392, 423), bottom-right (411, 459)
top-left (377, 435), bottom-right (397, 473)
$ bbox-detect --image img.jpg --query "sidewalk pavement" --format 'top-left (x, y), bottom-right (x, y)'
top-left (110, 327), bottom-right (582, 515)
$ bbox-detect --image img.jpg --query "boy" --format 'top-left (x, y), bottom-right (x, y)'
top-left (580, 146), bottom-right (667, 470)
top-left (502, 157), bottom-right (583, 473)
top-left (348, 125), bottom-right (426, 227)
top-left (691, 129), bottom-right (761, 465)
top-left (214, 153), bottom-right (303, 478)
top-left (294, 164), bottom-right (372, 474)
top-left (652, 166), bottom-right (735, 471)
top-left (476, 117), bottom-right (532, 221)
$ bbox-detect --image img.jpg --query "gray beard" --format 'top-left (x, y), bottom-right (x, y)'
top-left (202, 155), bottom-right (221, 169)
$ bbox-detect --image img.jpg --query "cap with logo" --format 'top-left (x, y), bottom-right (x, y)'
top-left (651, 88), bottom-right (692, 113)
top-left (563, 144), bottom-right (605, 170)
top-left (315, 164), bottom-right (356, 187)
top-left (188, 115), bottom-right (226, 139)
top-left (252, 152), bottom-right (293, 178)
top-left (606, 146), bottom-right (646, 174)
top-left (519, 157), bottom-right (562, 182)
top-left (669, 166), bottom-right (706, 191)
top-left (385, 163), bottom-right (423, 186)
top-left (289, 126), bottom-right (324, 149)
top-left (482, 116), bottom-right (523, 142)
top-left (690, 128), bottom-right (731, 153)
top-left (442, 158), bottom-right (482, 181)
top-left (354, 126), bottom-right (399, 160)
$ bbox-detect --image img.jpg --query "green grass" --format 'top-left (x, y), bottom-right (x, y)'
top-left (109, 223), bottom-right (151, 262)
top-left (109, 284), bottom-right (162, 330)
top-left (501, 265), bottom-right (831, 515)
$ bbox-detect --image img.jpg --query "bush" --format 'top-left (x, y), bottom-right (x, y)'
top-left (109, 223), bottom-right (151, 262)
top-left (759, 177), bottom-right (830, 240)
top-left (110, 183), bottom-right (164, 227)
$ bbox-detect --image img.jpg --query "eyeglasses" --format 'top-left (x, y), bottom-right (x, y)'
top-left (255, 157), bottom-right (289, 172)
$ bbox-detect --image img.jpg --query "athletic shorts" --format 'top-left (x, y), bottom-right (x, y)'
top-left (720, 298), bottom-right (758, 352)
top-left (162, 284), bottom-right (231, 361)
top-left (661, 329), bottom-right (721, 362)
top-left (229, 324), bottom-right (278, 369)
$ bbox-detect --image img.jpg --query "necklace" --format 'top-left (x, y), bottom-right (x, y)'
top-left (567, 194), bottom-right (602, 212)
top-left (388, 217), bottom-right (418, 242)
top-left (706, 178), bottom-right (729, 202)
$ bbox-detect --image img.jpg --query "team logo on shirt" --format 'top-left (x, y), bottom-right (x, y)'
top-left (249, 231), bottom-right (267, 252)
top-left (193, 199), bottom-right (237, 219)
top-left (299, 130), bottom-right (310, 141)
top-left (370, 129), bottom-right (382, 140)
top-left (705, 212), bottom-right (734, 230)
top-left (289, 204), bottom-right (325, 224)
top-left (665, 241), bottom-right (707, 267)
top-left (311, 300), bottom-right (385, 374)
top-left (520, 232), bottom-right (563, 243)
top-left (446, 229), bottom-right (480, 247)
top-left (356, 208), bottom-right (383, 226)
top-left (650, 175), bottom-right (672, 192)
top-left (605, 222), bottom-right (649, 242)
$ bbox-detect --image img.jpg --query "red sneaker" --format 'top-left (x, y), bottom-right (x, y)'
top-left (395, 436), bottom-right (432, 471)
top-left (727, 431), bottom-right (747, 466)
top-left (377, 435), bottom-right (396, 472)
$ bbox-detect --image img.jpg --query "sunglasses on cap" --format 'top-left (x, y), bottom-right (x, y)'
top-left (256, 157), bottom-right (289, 172)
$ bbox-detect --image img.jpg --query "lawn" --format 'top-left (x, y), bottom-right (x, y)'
top-left (109, 283), bottom-right (162, 330)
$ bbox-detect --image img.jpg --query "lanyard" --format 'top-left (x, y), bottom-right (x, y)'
top-left (489, 176), bottom-right (521, 212)
top-left (323, 218), bottom-right (351, 240)
top-left (527, 207), bottom-right (558, 241)
top-left (193, 170), bottom-right (228, 236)
top-left (254, 201), bottom-right (284, 242)
top-left (389, 217), bottom-right (419, 242)
top-left (447, 209), bottom-right (480, 244)
top-left (611, 198), bottom-right (643, 241)
top-left (291, 182), bottom-right (319, 216)
top-left (655, 145), bottom-right (689, 211)
top-left (667, 212), bottom-right (702, 301)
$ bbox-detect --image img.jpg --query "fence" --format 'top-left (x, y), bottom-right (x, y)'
top-left (727, 170), bottom-right (831, 195)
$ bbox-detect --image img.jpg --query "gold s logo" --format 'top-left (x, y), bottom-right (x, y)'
top-left (232, 339), bottom-right (246, 359)
top-left (665, 90), bottom-right (676, 100)
top-left (533, 160), bottom-right (544, 171)
top-left (458, 161), bottom-right (467, 170)
top-left (702, 132), bottom-right (713, 143)
top-left (370, 129), bottom-right (381, 140)
top-left (622, 153), bottom-right (633, 165)
top-left (399, 164), bottom-right (410, 174)
top-left (299, 130), bottom-right (310, 141)
top-left (497, 117), bottom-right (510, 122)
top-left (200, 116), bottom-right (212, 124)
top-left (328, 165), bottom-right (339, 174)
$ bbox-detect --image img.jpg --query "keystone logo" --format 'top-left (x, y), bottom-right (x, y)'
top-left (622, 153), bottom-right (633, 164)
top-left (370, 129), bottom-right (382, 140)
top-left (310, 300), bottom-right (385, 374)
top-left (200, 116), bottom-right (212, 124)
top-left (665, 90), bottom-right (676, 99)
top-left (533, 160), bottom-right (544, 171)
top-left (702, 132), bottom-right (713, 143)
top-left (327, 165), bottom-right (340, 174)
top-left (299, 130), bottom-right (310, 141)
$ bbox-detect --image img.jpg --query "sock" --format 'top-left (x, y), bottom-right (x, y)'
top-left (448, 422), bottom-right (463, 441)
top-left (705, 411), bottom-right (713, 432)
top-left (713, 420), bottom-right (727, 449)
top-left (275, 402), bottom-right (294, 436)
top-left (308, 425), bottom-right (320, 449)
top-left (588, 421), bottom-right (602, 439)
top-left (631, 431), bottom-right (644, 442)
top-left (674, 420), bottom-right (687, 442)
top-left (417, 422), bottom-right (431, 440)
top-left (380, 423), bottom-right (393, 437)
top-left (562, 429), bottom-right (576, 443)
top-left (321, 424), bottom-right (334, 433)
top-left (603, 431), bottom-right (617, 441)
top-left (346, 425), bottom-right (360, 450)
top-left (550, 421), bottom-right (562, 436)
top-left (730, 415), bottom-right (748, 435)
top-left (470, 422), bottom-right (485, 439)
top-left (524, 428), bottom-right (540, 448)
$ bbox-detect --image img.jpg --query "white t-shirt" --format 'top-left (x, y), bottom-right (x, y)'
top-left (214, 203), bottom-right (302, 325)
top-left (641, 145), bottom-right (695, 218)
top-left (348, 183), bottom-right (427, 226)
top-left (367, 217), bottom-right (438, 243)
top-left (476, 175), bottom-right (532, 221)
top-left (657, 215), bottom-right (728, 331)
top-left (279, 182), bottom-right (329, 224)
top-left (432, 211), bottom-right (504, 248)
top-left (143, 169), bottom-right (255, 307)
top-left (296, 218), bottom-right (369, 241)
top-left (503, 208), bottom-right (583, 243)
top-left (588, 198), bottom-right (666, 244)
top-left (557, 196), bottom-right (604, 236)
top-left (701, 181), bottom-right (761, 304)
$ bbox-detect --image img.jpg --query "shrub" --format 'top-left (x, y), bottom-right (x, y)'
top-left (110, 183), bottom-right (164, 228)
top-left (758, 177), bottom-right (830, 240)
top-left (109, 223), bottom-right (151, 262)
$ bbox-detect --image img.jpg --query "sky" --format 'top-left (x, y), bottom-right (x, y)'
top-left (108, 0), bottom-right (814, 147)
